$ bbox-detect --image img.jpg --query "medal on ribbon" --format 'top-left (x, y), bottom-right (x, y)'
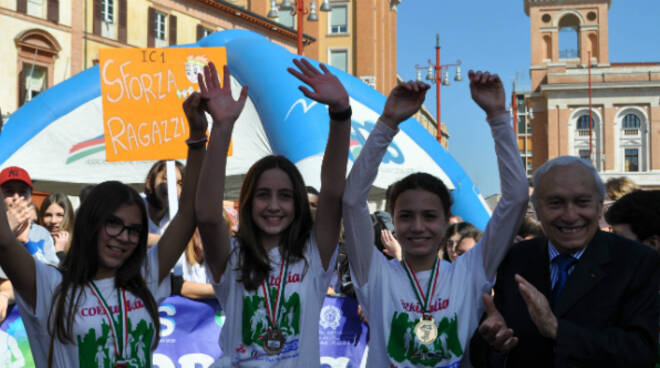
top-left (402, 257), bottom-right (441, 345)
top-left (260, 256), bottom-right (289, 355)
top-left (88, 282), bottom-right (129, 366)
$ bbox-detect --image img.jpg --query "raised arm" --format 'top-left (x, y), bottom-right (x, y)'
top-left (287, 59), bottom-right (351, 270)
top-left (0, 199), bottom-right (36, 309)
top-left (157, 92), bottom-right (207, 283)
top-left (195, 63), bottom-right (248, 283)
top-left (342, 81), bottom-right (430, 287)
top-left (468, 70), bottom-right (529, 280)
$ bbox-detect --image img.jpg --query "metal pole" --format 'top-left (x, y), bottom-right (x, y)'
top-left (435, 34), bottom-right (442, 143)
top-left (297, 0), bottom-right (304, 55)
top-left (588, 51), bottom-right (593, 160)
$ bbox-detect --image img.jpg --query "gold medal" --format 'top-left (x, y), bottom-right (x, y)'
top-left (414, 315), bottom-right (438, 345)
top-left (262, 328), bottom-right (286, 355)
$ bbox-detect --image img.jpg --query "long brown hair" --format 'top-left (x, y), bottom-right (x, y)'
top-left (49, 181), bottom-right (160, 347)
top-left (235, 156), bottom-right (312, 290)
top-left (38, 192), bottom-right (75, 252)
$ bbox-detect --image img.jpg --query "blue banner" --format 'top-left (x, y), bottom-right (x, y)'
top-left (0, 296), bottom-right (368, 367)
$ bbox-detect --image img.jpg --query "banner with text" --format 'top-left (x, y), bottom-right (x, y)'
top-left (0, 296), bottom-right (368, 367)
top-left (99, 47), bottom-right (227, 162)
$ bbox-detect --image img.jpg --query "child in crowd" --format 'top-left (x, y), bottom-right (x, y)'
top-left (342, 70), bottom-right (528, 367)
top-left (38, 192), bottom-right (75, 258)
top-left (0, 91), bottom-right (206, 367)
top-left (195, 60), bottom-right (349, 365)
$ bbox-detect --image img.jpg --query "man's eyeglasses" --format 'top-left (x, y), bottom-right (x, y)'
top-left (103, 215), bottom-right (142, 243)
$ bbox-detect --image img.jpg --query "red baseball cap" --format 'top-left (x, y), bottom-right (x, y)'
top-left (0, 166), bottom-right (33, 188)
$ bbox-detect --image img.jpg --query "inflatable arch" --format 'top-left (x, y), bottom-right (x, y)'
top-left (0, 30), bottom-right (490, 229)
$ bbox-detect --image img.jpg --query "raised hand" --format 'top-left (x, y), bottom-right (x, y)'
top-left (515, 274), bottom-right (558, 339)
top-left (198, 62), bottom-right (248, 127)
top-left (182, 92), bottom-right (208, 136)
top-left (381, 81), bottom-right (430, 130)
top-left (52, 230), bottom-right (70, 252)
top-left (287, 58), bottom-right (349, 112)
top-left (478, 293), bottom-right (519, 351)
top-left (468, 70), bottom-right (506, 120)
top-left (380, 229), bottom-right (402, 260)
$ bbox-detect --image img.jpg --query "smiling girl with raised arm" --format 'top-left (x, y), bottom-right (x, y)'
top-left (342, 71), bottom-right (529, 367)
top-left (195, 60), bottom-right (350, 366)
top-left (0, 92), bottom-right (207, 367)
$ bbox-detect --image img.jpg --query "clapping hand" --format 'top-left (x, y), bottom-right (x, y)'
top-left (287, 58), bottom-right (350, 114)
top-left (380, 81), bottom-right (430, 130)
top-left (515, 274), bottom-right (558, 339)
top-left (478, 293), bottom-right (519, 351)
top-left (468, 70), bottom-right (507, 120)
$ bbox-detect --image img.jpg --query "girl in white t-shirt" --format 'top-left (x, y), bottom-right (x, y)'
top-left (195, 60), bottom-right (350, 366)
top-left (342, 71), bottom-right (529, 367)
top-left (0, 92), bottom-right (208, 367)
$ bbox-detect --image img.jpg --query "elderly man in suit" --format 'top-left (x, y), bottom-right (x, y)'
top-left (470, 156), bottom-right (660, 368)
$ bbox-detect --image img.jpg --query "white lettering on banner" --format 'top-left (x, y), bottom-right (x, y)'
top-left (320, 356), bottom-right (350, 368)
top-left (101, 59), bottom-right (178, 104)
top-left (153, 353), bottom-right (215, 368)
top-left (106, 116), bottom-right (188, 155)
top-left (159, 305), bottom-right (175, 337)
top-left (284, 98), bottom-right (317, 120)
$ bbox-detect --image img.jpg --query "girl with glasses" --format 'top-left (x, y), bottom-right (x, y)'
top-left (0, 89), bottom-right (207, 367)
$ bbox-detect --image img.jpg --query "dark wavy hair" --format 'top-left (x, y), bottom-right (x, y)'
top-left (49, 181), bottom-right (160, 347)
top-left (387, 172), bottom-right (452, 217)
top-left (235, 155), bottom-right (312, 290)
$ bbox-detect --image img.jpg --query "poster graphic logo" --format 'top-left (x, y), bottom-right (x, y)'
top-left (241, 290), bottom-right (301, 347)
top-left (319, 305), bottom-right (341, 330)
top-left (67, 135), bottom-right (105, 164)
top-left (349, 120), bottom-right (404, 164)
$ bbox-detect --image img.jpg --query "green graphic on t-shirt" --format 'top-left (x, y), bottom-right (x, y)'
top-left (77, 318), bottom-right (154, 368)
top-left (242, 289), bottom-right (301, 346)
top-left (387, 312), bottom-right (463, 366)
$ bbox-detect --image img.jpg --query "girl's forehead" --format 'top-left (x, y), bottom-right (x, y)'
top-left (256, 168), bottom-right (294, 190)
top-left (395, 188), bottom-right (444, 210)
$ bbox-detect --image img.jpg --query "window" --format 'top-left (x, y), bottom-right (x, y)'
top-left (22, 63), bottom-right (48, 104)
top-left (558, 14), bottom-right (580, 58)
top-left (102, 0), bottom-right (114, 23)
top-left (578, 149), bottom-right (590, 161)
top-left (27, 0), bottom-right (43, 17)
top-left (577, 115), bottom-right (593, 136)
top-left (622, 113), bottom-right (640, 135)
top-left (155, 11), bottom-right (167, 41)
top-left (516, 95), bottom-right (525, 112)
top-left (330, 5), bottom-right (348, 34)
top-left (625, 148), bottom-right (639, 172)
top-left (330, 50), bottom-right (348, 73)
top-left (278, 8), bottom-right (295, 29)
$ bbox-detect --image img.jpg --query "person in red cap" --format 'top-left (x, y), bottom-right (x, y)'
top-left (0, 166), bottom-right (59, 323)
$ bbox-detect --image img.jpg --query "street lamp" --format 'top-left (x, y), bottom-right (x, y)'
top-left (414, 34), bottom-right (462, 144)
top-left (268, 0), bottom-right (331, 55)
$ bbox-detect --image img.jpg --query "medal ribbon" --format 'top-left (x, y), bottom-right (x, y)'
top-left (260, 256), bottom-right (289, 329)
top-left (88, 282), bottom-right (128, 361)
top-left (401, 257), bottom-right (440, 317)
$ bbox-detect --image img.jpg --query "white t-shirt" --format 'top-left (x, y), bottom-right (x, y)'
top-left (183, 258), bottom-right (209, 283)
top-left (210, 234), bottom-right (336, 367)
top-left (15, 245), bottom-right (170, 368)
top-left (356, 244), bottom-right (491, 367)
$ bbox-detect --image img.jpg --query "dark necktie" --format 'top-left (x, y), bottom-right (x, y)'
top-left (551, 254), bottom-right (577, 306)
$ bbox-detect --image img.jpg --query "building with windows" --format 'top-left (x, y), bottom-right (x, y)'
top-left (0, 0), bottom-right (306, 123)
top-left (519, 0), bottom-right (660, 187)
top-left (230, 0), bottom-right (400, 97)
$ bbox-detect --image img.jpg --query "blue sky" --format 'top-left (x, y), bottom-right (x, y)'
top-left (397, 0), bottom-right (660, 197)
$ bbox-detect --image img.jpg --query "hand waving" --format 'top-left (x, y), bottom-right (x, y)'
top-left (287, 58), bottom-right (349, 112)
top-left (468, 70), bottom-right (506, 120)
top-left (182, 92), bottom-right (208, 136)
top-left (381, 81), bottom-right (430, 130)
top-left (198, 62), bottom-right (248, 128)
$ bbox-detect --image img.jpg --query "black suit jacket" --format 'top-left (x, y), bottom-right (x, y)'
top-left (470, 230), bottom-right (660, 368)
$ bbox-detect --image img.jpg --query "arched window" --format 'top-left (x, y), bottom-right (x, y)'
top-left (15, 29), bottom-right (61, 107)
top-left (622, 114), bottom-right (640, 129)
top-left (558, 14), bottom-right (580, 58)
top-left (577, 115), bottom-right (593, 136)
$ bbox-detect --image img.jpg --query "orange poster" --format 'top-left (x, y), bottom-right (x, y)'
top-left (99, 47), bottom-right (227, 162)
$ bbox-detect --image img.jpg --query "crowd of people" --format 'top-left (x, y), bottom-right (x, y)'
top-left (0, 58), bottom-right (658, 367)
